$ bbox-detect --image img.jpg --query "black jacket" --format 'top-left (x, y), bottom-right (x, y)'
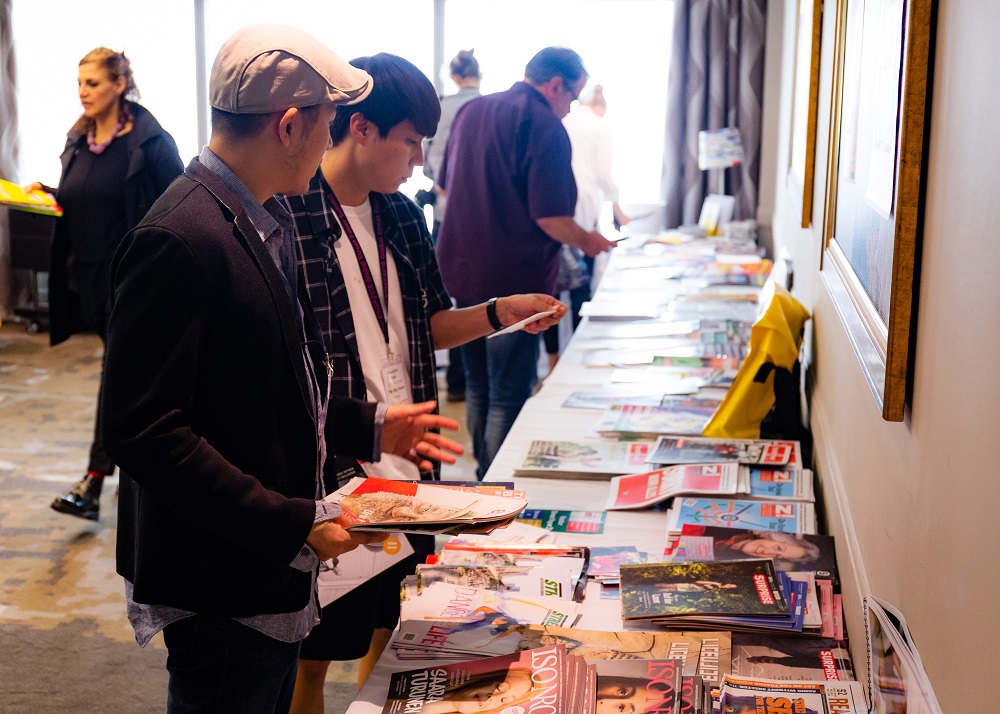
top-left (48, 102), bottom-right (183, 345)
top-left (103, 159), bottom-right (377, 616)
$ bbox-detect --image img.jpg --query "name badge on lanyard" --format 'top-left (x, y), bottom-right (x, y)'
top-left (327, 189), bottom-right (410, 407)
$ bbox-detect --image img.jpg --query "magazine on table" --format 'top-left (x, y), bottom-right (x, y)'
top-left (742, 467), bottom-right (814, 502)
top-left (435, 542), bottom-right (589, 601)
top-left (516, 439), bottom-right (657, 478)
top-left (604, 463), bottom-right (740, 510)
top-left (731, 634), bottom-right (854, 682)
top-left (864, 595), bottom-right (944, 714)
top-left (592, 401), bottom-right (721, 438)
top-left (408, 561), bottom-right (580, 601)
top-left (716, 675), bottom-right (867, 714)
top-left (666, 498), bottom-right (817, 537)
top-left (317, 532), bottom-right (414, 607)
top-left (665, 525), bottom-right (838, 582)
top-left (393, 582), bottom-right (580, 659)
top-left (659, 573), bottom-right (805, 634)
top-left (786, 572), bottom-right (822, 630)
top-left (324, 476), bottom-right (526, 534)
top-left (593, 657), bottom-right (684, 714)
top-left (514, 624), bottom-right (733, 687)
top-left (380, 645), bottom-right (578, 714)
top-left (578, 301), bottom-right (662, 321)
top-left (562, 389), bottom-right (694, 410)
top-left (647, 437), bottom-right (797, 467)
top-left (619, 559), bottom-right (787, 621)
top-left (586, 546), bottom-right (646, 581)
top-left (515, 509), bottom-right (606, 534)
top-left (609, 367), bottom-right (737, 391)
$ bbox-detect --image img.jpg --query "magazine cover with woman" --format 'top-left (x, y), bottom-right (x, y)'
top-left (381, 645), bottom-right (580, 714)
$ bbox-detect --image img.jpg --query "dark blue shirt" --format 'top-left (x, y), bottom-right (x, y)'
top-left (435, 82), bottom-right (577, 303)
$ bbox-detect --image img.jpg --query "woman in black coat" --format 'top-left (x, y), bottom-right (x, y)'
top-left (28, 48), bottom-right (183, 520)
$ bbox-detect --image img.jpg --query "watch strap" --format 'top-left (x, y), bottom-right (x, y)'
top-left (486, 297), bottom-right (504, 331)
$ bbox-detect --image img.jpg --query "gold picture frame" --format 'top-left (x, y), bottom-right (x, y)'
top-left (820, 0), bottom-right (933, 421)
top-left (788, 0), bottom-right (823, 228)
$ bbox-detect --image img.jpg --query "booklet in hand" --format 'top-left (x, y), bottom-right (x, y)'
top-left (487, 310), bottom-right (555, 339)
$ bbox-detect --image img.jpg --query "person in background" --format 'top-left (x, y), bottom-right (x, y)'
top-left (30, 48), bottom-right (183, 522)
top-left (435, 47), bottom-right (616, 479)
top-left (279, 52), bottom-right (565, 713)
top-left (422, 48), bottom-right (483, 403)
top-left (100, 27), bottom-right (463, 713)
top-left (559, 83), bottom-right (631, 331)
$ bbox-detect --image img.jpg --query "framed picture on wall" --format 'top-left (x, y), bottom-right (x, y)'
top-left (820, 0), bottom-right (934, 421)
top-left (787, 0), bottom-right (823, 228)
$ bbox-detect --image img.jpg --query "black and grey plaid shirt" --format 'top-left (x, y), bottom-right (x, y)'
top-left (281, 170), bottom-right (453, 482)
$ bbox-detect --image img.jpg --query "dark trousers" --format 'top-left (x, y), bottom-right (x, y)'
top-left (162, 615), bottom-right (301, 714)
top-left (77, 260), bottom-right (115, 475)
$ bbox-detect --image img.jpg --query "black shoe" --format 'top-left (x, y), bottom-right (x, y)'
top-left (446, 391), bottom-right (466, 403)
top-left (50, 475), bottom-right (103, 521)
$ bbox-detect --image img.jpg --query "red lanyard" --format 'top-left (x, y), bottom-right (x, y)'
top-left (325, 190), bottom-right (390, 349)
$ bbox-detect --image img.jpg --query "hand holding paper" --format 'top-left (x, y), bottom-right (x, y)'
top-left (492, 294), bottom-right (567, 336)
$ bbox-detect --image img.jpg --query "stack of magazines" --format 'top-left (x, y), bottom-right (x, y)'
top-left (380, 646), bottom-right (590, 714)
top-left (714, 675), bottom-right (867, 713)
top-left (391, 582), bottom-right (581, 659)
top-left (324, 476), bottom-right (527, 535)
top-left (619, 559), bottom-right (810, 634)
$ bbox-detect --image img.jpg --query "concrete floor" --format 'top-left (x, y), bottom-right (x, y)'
top-left (0, 321), bottom-right (478, 713)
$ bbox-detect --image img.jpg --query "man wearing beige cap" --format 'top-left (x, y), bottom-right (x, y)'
top-left (100, 25), bottom-right (463, 713)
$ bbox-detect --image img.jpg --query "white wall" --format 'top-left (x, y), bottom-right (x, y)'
top-left (764, 1), bottom-right (1000, 709)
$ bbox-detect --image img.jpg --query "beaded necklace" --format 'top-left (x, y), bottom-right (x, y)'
top-left (87, 115), bottom-right (125, 155)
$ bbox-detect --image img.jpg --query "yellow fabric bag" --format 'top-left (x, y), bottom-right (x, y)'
top-left (702, 282), bottom-right (810, 439)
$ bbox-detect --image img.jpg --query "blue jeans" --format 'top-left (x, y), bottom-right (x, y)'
top-left (162, 615), bottom-right (301, 714)
top-left (460, 327), bottom-right (538, 479)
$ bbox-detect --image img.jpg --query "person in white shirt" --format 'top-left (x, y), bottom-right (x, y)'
top-left (543, 84), bottom-right (631, 369)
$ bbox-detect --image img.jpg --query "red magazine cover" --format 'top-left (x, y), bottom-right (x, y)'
top-left (382, 645), bottom-right (571, 714)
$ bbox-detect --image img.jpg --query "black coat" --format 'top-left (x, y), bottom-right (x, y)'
top-left (48, 103), bottom-right (183, 345)
top-left (103, 159), bottom-right (378, 616)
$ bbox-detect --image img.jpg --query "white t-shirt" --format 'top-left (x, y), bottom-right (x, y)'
top-left (562, 105), bottom-right (620, 231)
top-left (333, 199), bottom-right (419, 481)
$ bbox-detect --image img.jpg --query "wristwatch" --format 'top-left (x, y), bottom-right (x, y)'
top-left (486, 297), bottom-right (504, 330)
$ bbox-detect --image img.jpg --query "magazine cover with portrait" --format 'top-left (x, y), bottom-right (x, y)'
top-left (593, 658), bottom-right (683, 714)
top-left (670, 525), bottom-right (838, 582)
top-left (515, 625), bottom-right (732, 688)
top-left (382, 645), bottom-right (572, 714)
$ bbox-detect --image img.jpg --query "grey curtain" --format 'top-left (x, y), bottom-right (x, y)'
top-left (0, 0), bottom-right (19, 316)
top-left (661, 0), bottom-right (768, 228)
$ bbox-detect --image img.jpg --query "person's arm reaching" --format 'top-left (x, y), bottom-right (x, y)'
top-left (429, 294), bottom-right (568, 350)
top-left (535, 215), bottom-right (616, 257)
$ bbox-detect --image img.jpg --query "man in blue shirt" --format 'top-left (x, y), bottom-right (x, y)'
top-left (435, 47), bottom-right (616, 478)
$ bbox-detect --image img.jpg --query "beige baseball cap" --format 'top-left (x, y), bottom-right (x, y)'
top-left (209, 25), bottom-right (372, 114)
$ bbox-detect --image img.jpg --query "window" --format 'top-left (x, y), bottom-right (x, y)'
top-left (13, 5), bottom-right (198, 186)
top-left (13, 0), bottom-right (672, 208)
top-left (443, 0), bottom-right (673, 205)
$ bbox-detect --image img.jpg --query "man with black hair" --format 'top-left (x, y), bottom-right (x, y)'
top-left (279, 53), bottom-right (566, 713)
top-left (436, 47), bottom-right (617, 479)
